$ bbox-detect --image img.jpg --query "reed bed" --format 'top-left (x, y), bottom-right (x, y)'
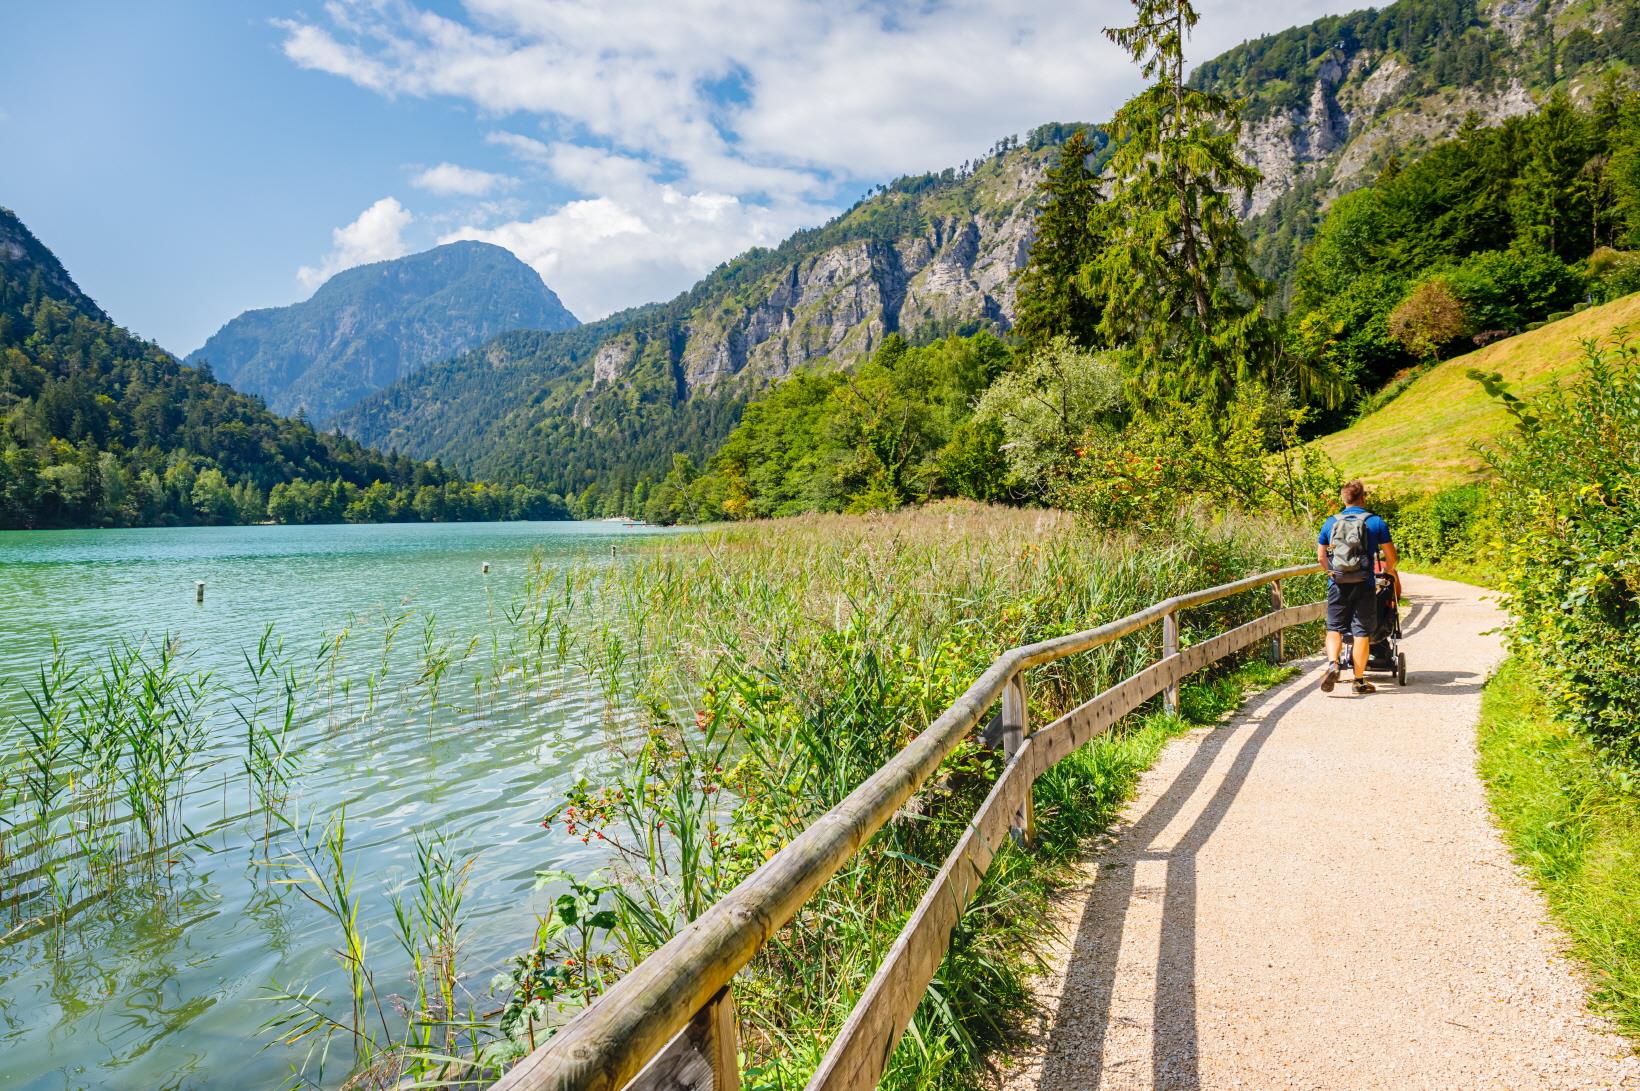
top-left (503, 502), bottom-right (1319, 1091)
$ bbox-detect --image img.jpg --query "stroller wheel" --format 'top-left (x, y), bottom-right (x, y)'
top-left (1397, 651), bottom-right (1408, 686)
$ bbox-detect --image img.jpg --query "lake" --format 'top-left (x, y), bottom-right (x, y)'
top-left (0, 520), bottom-right (680, 1090)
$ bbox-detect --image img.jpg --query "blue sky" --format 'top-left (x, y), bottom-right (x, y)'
top-left (0, 1), bottom-right (1363, 356)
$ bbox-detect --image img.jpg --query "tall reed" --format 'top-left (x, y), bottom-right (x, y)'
top-left (518, 502), bottom-right (1318, 1090)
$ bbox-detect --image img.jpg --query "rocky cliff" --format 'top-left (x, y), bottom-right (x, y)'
top-left (1196, 0), bottom-right (1640, 276)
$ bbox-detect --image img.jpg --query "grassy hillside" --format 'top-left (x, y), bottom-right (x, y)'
top-left (1316, 292), bottom-right (1640, 490)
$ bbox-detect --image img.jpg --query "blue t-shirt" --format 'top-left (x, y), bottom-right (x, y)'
top-left (1318, 506), bottom-right (1391, 578)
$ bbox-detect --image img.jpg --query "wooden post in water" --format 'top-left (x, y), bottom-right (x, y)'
top-left (195, 580), bottom-right (205, 603)
top-left (1270, 580), bottom-right (1285, 663)
top-left (1162, 610), bottom-right (1178, 716)
top-left (1001, 672), bottom-right (1033, 845)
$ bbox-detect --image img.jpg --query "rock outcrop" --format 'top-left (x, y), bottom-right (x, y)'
top-left (1216, 0), bottom-right (1622, 221)
top-left (658, 160), bottom-right (1039, 398)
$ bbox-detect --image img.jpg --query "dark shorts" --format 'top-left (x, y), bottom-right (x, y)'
top-left (1326, 578), bottom-right (1376, 638)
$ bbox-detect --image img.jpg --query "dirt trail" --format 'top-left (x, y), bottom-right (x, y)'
top-left (999, 573), bottom-right (1640, 1091)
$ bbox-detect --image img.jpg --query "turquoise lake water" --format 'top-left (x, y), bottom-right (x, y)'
top-left (0, 520), bottom-right (678, 1090)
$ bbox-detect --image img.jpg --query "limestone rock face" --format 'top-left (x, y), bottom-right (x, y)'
top-left (606, 152), bottom-right (1046, 400)
top-left (1221, 0), bottom-right (1619, 222)
top-left (592, 337), bottom-right (635, 387)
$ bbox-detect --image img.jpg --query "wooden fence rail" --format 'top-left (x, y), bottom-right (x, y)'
top-left (491, 562), bottom-right (1328, 1091)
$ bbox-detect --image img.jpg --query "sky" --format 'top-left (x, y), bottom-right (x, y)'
top-left (0, 0), bottom-right (1367, 356)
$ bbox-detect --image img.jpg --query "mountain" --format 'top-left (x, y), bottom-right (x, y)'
top-left (1192, 0), bottom-right (1640, 292)
top-left (188, 240), bottom-right (578, 423)
top-left (333, 128), bottom-right (1091, 504)
top-left (334, 0), bottom-right (1640, 507)
top-left (0, 206), bottom-right (495, 529)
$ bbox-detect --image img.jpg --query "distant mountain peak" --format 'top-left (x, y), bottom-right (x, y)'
top-left (188, 241), bottom-right (578, 422)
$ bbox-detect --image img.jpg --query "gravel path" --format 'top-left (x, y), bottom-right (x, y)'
top-left (998, 573), bottom-right (1640, 1091)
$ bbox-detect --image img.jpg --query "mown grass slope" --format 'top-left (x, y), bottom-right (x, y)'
top-left (1316, 292), bottom-right (1640, 491)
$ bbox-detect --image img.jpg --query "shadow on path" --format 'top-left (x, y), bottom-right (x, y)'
top-left (1399, 597), bottom-right (1442, 640)
top-left (1035, 680), bottom-right (1314, 1091)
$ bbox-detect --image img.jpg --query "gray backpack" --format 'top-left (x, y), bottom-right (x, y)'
top-left (1328, 511), bottom-right (1374, 583)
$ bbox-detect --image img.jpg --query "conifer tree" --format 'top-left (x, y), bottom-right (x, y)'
top-left (1013, 129), bottom-right (1105, 351)
top-left (1509, 92), bottom-right (1595, 260)
top-left (1086, 0), bottom-right (1268, 407)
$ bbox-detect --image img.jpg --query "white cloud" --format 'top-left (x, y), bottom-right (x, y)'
top-left (278, 0), bottom-right (1364, 314)
top-left (485, 130), bottom-right (552, 163)
top-left (412, 161), bottom-right (514, 196)
top-left (297, 196), bottom-right (414, 290)
top-left (442, 143), bottom-right (829, 319)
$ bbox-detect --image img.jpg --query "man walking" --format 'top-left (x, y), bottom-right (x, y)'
top-left (1318, 480), bottom-right (1397, 695)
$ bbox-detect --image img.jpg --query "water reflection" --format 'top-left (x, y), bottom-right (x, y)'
top-left (0, 520), bottom-right (672, 1089)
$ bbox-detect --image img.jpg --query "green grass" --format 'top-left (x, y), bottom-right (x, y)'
top-left (1316, 293), bottom-right (1640, 492)
top-left (1398, 558), bottom-right (1502, 590)
top-left (1477, 657), bottom-right (1640, 1043)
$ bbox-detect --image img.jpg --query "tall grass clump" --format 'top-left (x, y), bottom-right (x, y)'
top-left (501, 501), bottom-right (1318, 1089)
top-left (264, 811), bottom-right (487, 1090)
top-left (2, 636), bottom-right (215, 938)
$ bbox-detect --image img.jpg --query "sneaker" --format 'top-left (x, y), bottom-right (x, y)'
top-left (1353, 678), bottom-right (1376, 695)
top-left (1320, 662), bottom-right (1340, 692)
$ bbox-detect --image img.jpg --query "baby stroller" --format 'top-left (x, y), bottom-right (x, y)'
top-left (1341, 567), bottom-right (1408, 686)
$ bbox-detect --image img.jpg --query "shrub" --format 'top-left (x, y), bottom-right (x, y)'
top-left (1388, 279), bottom-right (1470, 362)
top-left (1443, 248), bottom-right (1585, 332)
top-left (971, 337), bottom-right (1126, 497)
top-left (1587, 247), bottom-right (1640, 303)
top-left (1479, 337), bottom-right (1640, 765)
top-left (1380, 483), bottom-right (1498, 570)
top-left (1056, 384), bottom-right (1338, 530)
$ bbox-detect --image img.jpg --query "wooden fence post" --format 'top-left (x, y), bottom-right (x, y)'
top-left (704, 987), bottom-right (740, 1091)
top-left (1270, 580), bottom-right (1285, 664)
top-left (1162, 610), bottom-right (1179, 716)
top-left (627, 986), bottom-right (740, 1091)
top-left (1001, 672), bottom-right (1033, 845)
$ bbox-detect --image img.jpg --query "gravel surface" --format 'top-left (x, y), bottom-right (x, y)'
top-left (998, 573), bottom-right (1640, 1091)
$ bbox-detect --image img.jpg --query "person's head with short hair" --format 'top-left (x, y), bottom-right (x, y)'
top-left (1340, 480), bottom-right (1366, 507)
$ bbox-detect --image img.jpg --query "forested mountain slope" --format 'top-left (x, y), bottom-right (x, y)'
top-left (0, 206), bottom-right (493, 529)
top-left (334, 130), bottom-right (1087, 508)
top-left (188, 240), bottom-right (577, 423)
top-left (1194, 0), bottom-right (1640, 291)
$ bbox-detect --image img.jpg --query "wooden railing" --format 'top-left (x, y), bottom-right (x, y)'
top-left (492, 562), bottom-right (1328, 1091)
